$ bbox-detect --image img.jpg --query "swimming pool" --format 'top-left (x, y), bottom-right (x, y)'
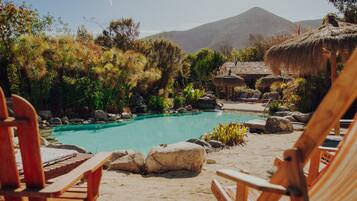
top-left (53, 111), bottom-right (261, 153)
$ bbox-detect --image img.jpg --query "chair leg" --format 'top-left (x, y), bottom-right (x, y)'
top-left (87, 167), bottom-right (103, 201)
top-left (284, 149), bottom-right (309, 201)
top-left (236, 182), bottom-right (248, 201)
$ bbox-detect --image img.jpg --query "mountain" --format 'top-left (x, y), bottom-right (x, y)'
top-left (148, 7), bottom-right (317, 52)
top-left (296, 19), bottom-right (322, 29)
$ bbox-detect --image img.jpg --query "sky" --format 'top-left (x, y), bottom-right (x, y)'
top-left (14, 0), bottom-right (338, 37)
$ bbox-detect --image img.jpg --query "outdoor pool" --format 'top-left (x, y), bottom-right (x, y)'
top-left (53, 111), bottom-right (262, 153)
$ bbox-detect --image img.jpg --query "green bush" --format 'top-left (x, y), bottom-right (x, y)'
top-left (207, 123), bottom-right (247, 146)
top-left (183, 83), bottom-right (204, 104)
top-left (269, 100), bottom-right (282, 114)
top-left (148, 96), bottom-right (172, 112)
top-left (173, 95), bottom-right (185, 109)
top-left (282, 76), bottom-right (329, 112)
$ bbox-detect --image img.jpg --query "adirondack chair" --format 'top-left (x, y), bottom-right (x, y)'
top-left (0, 89), bottom-right (112, 201)
top-left (306, 115), bottom-right (356, 186)
top-left (211, 50), bottom-right (357, 201)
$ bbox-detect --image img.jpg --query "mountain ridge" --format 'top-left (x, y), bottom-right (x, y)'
top-left (147, 7), bottom-right (322, 52)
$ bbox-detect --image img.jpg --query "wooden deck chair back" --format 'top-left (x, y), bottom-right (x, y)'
top-left (0, 89), bottom-right (46, 200)
top-left (309, 121), bottom-right (357, 200)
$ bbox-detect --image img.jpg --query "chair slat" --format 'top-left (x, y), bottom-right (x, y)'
top-left (0, 89), bottom-right (22, 201)
top-left (12, 95), bottom-right (46, 201)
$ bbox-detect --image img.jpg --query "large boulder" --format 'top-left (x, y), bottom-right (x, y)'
top-left (187, 138), bottom-right (212, 152)
top-left (264, 116), bottom-right (293, 134)
top-left (208, 140), bottom-right (225, 149)
top-left (146, 142), bottom-right (206, 173)
top-left (194, 96), bottom-right (216, 109)
top-left (109, 152), bottom-right (145, 173)
top-left (94, 110), bottom-right (108, 120)
top-left (292, 112), bottom-right (312, 123)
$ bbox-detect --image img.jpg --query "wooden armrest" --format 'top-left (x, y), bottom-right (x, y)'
top-left (41, 152), bottom-right (112, 197)
top-left (0, 152), bottom-right (112, 198)
top-left (318, 146), bottom-right (338, 152)
top-left (216, 169), bottom-right (288, 195)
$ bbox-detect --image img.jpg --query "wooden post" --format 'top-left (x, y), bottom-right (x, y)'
top-left (331, 52), bottom-right (340, 135)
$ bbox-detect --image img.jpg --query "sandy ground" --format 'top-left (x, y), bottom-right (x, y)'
top-left (99, 131), bottom-right (302, 201)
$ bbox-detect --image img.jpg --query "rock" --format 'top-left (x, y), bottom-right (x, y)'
top-left (292, 112), bottom-right (311, 123)
top-left (207, 159), bottom-right (216, 164)
top-left (121, 112), bottom-right (132, 119)
top-left (61, 116), bottom-right (69, 124)
top-left (187, 138), bottom-right (212, 152)
top-left (274, 111), bottom-right (293, 117)
top-left (68, 118), bottom-right (85, 124)
top-left (47, 144), bottom-right (87, 153)
top-left (38, 110), bottom-right (52, 120)
top-left (94, 110), bottom-right (108, 120)
top-left (185, 105), bottom-right (193, 111)
top-left (243, 119), bottom-right (266, 133)
top-left (108, 113), bottom-right (121, 121)
top-left (131, 94), bottom-right (147, 113)
top-left (146, 142), bottom-right (206, 173)
top-left (177, 107), bottom-right (186, 113)
top-left (38, 115), bottom-right (42, 123)
top-left (194, 96), bottom-right (217, 109)
top-left (284, 116), bottom-right (296, 122)
top-left (208, 140), bottom-right (225, 149)
top-left (111, 150), bottom-right (135, 161)
top-left (49, 117), bottom-right (62, 126)
top-left (264, 116), bottom-right (293, 134)
top-left (262, 92), bottom-right (280, 100)
top-left (109, 152), bottom-right (145, 173)
top-left (40, 137), bottom-right (49, 146)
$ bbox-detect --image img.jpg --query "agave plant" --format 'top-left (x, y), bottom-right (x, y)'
top-left (210, 123), bottom-right (248, 146)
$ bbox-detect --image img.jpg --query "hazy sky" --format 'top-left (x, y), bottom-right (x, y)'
top-left (15, 0), bottom-right (337, 37)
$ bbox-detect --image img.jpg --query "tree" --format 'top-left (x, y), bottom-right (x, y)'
top-left (145, 39), bottom-right (185, 97)
top-left (12, 35), bottom-right (49, 100)
top-left (329, 0), bottom-right (357, 23)
top-left (0, 0), bottom-right (52, 95)
top-left (188, 48), bottom-right (226, 89)
top-left (96, 18), bottom-right (140, 51)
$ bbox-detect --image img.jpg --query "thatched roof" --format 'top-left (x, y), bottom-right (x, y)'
top-left (265, 16), bottom-right (357, 75)
top-left (213, 71), bottom-right (245, 87)
top-left (218, 62), bottom-right (272, 75)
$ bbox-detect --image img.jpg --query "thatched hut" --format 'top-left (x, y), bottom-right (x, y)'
top-left (265, 15), bottom-right (357, 77)
top-left (213, 70), bottom-right (245, 100)
top-left (265, 14), bottom-right (357, 134)
top-left (217, 62), bottom-right (272, 88)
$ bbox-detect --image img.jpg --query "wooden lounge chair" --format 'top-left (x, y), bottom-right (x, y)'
top-left (211, 50), bottom-right (357, 201)
top-left (0, 89), bottom-right (112, 201)
top-left (306, 114), bottom-right (356, 186)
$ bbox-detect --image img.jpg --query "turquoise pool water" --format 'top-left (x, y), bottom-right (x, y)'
top-left (53, 111), bottom-right (261, 153)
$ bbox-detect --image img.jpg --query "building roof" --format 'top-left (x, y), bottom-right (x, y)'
top-left (218, 62), bottom-right (272, 75)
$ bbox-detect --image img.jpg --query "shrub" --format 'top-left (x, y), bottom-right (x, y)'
top-left (207, 123), bottom-right (247, 146)
top-left (183, 83), bottom-right (204, 104)
top-left (268, 100), bottom-right (282, 114)
top-left (148, 96), bottom-right (172, 112)
top-left (173, 95), bottom-right (185, 109)
top-left (234, 87), bottom-right (259, 98)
